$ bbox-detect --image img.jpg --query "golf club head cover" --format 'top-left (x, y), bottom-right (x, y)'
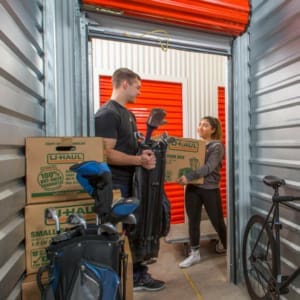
top-left (146, 108), bottom-right (167, 128)
top-left (111, 197), bottom-right (139, 217)
top-left (145, 108), bottom-right (167, 142)
top-left (70, 161), bottom-right (113, 218)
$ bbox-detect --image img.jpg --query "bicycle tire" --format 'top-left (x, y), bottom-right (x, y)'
top-left (242, 215), bottom-right (278, 300)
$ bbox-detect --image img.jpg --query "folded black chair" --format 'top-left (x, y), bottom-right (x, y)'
top-left (128, 108), bottom-right (171, 263)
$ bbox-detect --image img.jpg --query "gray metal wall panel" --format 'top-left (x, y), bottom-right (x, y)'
top-left (1, 78), bottom-right (44, 123)
top-left (44, 0), bottom-right (90, 136)
top-left (2, 0), bottom-right (43, 54)
top-left (231, 33), bottom-right (251, 283)
top-left (247, 0), bottom-right (300, 297)
top-left (0, 247), bottom-right (25, 300)
top-left (0, 5), bottom-right (43, 78)
top-left (0, 0), bottom-right (45, 298)
top-left (1, 40), bottom-right (43, 99)
top-left (0, 217), bottom-right (24, 268)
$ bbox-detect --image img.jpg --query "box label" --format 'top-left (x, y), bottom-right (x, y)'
top-left (168, 139), bottom-right (200, 152)
top-left (47, 152), bottom-right (84, 164)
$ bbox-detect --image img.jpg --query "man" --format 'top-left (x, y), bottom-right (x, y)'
top-left (95, 68), bottom-right (165, 292)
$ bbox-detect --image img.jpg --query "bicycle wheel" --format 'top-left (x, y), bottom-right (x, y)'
top-left (242, 215), bottom-right (278, 300)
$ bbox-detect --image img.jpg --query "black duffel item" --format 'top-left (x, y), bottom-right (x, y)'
top-left (128, 108), bottom-right (171, 263)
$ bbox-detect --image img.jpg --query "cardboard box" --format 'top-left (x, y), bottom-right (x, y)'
top-left (26, 137), bottom-right (105, 204)
top-left (165, 137), bottom-right (206, 184)
top-left (22, 274), bottom-right (45, 300)
top-left (124, 236), bottom-right (133, 300)
top-left (25, 199), bottom-right (96, 274)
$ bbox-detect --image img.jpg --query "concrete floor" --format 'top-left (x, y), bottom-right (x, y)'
top-left (134, 239), bottom-right (251, 300)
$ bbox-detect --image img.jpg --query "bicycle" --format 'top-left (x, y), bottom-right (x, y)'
top-left (242, 175), bottom-right (300, 300)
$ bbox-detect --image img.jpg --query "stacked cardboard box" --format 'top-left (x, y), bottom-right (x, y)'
top-left (24, 137), bottom-right (104, 273)
top-left (22, 273), bottom-right (47, 300)
top-left (26, 137), bottom-right (105, 204)
top-left (22, 137), bottom-right (133, 300)
top-left (25, 199), bottom-right (96, 274)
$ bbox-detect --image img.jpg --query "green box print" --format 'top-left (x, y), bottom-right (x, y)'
top-left (47, 152), bottom-right (85, 164)
top-left (168, 139), bottom-right (199, 152)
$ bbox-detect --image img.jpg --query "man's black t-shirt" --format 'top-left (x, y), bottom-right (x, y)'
top-left (95, 100), bottom-right (138, 185)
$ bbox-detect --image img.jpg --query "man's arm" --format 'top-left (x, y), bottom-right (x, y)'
top-left (104, 137), bottom-right (156, 169)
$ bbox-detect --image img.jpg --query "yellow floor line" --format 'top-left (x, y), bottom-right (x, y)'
top-left (181, 267), bottom-right (203, 300)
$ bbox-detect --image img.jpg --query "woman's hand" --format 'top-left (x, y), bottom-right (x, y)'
top-left (177, 175), bottom-right (188, 185)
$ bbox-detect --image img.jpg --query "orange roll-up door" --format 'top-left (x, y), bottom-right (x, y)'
top-left (218, 86), bottom-right (227, 217)
top-left (82, 0), bottom-right (250, 37)
top-left (99, 76), bottom-right (185, 223)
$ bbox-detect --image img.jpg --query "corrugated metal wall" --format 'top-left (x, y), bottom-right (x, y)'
top-left (0, 0), bottom-right (91, 298)
top-left (245, 0), bottom-right (300, 295)
top-left (231, 32), bottom-right (251, 283)
top-left (92, 39), bottom-right (226, 138)
top-left (0, 0), bottom-right (44, 298)
top-left (44, 0), bottom-right (90, 136)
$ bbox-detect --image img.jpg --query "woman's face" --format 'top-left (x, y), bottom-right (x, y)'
top-left (197, 118), bottom-right (215, 140)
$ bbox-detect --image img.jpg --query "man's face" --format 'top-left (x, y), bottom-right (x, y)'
top-left (125, 78), bottom-right (141, 103)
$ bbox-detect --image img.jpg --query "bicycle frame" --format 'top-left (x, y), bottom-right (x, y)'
top-left (243, 175), bottom-right (300, 299)
top-left (271, 187), bottom-right (282, 286)
top-left (265, 188), bottom-right (300, 293)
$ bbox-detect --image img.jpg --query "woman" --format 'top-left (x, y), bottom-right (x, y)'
top-left (177, 116), bottom-right (227, 268)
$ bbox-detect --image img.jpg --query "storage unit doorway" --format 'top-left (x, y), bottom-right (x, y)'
top-left (86, 12), bottom-right (233, 280)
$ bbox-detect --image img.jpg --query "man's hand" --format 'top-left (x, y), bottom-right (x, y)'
top-left (140, 149), bottom-right (156, 170)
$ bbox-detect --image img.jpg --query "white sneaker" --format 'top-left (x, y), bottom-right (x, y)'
top-left (179, 249), bottom-right (200, 268)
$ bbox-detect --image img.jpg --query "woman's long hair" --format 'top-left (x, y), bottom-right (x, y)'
top-left (202, 116), bottom-right (222, 140)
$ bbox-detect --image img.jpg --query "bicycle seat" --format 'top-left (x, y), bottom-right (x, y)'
top-left (263, 175), bottom-right (285, 189)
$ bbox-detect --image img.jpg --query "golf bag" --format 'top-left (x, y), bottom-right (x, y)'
top-left (127, 108), bottom-right (171, 263)
top-left (37, 161), bottom-right (138, 300)
top-left (37, 226), bottom-right (126, 300)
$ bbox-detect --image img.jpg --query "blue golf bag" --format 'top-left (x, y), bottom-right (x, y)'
top-left (37, 161), bottom-right (138, 300)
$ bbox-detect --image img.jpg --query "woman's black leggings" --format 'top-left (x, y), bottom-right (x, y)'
top-left (185, 185), bottom-right (227, 249)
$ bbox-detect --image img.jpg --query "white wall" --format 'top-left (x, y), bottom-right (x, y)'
top-left (92, 39), bottom-right (226, 138)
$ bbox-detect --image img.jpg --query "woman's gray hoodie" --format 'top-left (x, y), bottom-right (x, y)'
top-left (185, 140), bottom-right (225, 189)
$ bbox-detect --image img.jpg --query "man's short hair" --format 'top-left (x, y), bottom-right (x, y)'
top-left (112, 68), bottom-right (141, 88)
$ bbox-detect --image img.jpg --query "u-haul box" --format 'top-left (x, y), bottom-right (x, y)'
top-left (26, 137), bottom-right (105, 204)
top-left (25, 199), bottom-right (96, 274)
top-left (165, 137), bottom-right (206, 184)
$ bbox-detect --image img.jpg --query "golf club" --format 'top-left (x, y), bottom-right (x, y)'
top-left (121, 213), bottom-right (137, 225)
top-left (66, 213), bottom-right (87, 230)
top-left (98, 222), bottom-right (118, 235)
top-left (45, 208), bottom-right (60, 234)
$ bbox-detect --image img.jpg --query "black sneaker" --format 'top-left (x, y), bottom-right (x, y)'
top-left (141, 257), bottom-right (157, 265)
top-left (133, 273), bottom-right (165, 292)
